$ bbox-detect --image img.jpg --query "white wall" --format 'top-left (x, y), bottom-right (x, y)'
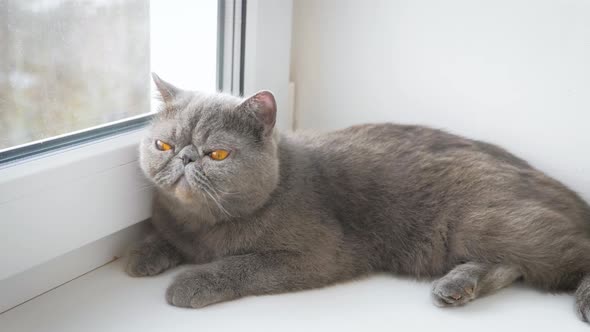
top-left (290, 0), bottom-right (590, 201)
top-left (244, 0), bottom-right (294, 131)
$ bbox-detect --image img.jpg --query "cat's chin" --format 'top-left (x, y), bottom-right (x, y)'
top-left (173, 177), bottom-right (195, 203)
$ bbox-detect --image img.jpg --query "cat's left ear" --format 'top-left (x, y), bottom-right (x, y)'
top-left (152, 72), bottom-right (181, 104)
top-left (238, 91), bottom-right (277, 137)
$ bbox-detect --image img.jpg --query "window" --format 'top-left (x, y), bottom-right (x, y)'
top-left (0, 0), bottom-right (220, 162)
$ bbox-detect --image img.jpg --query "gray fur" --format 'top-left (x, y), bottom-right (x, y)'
top-left (127, 75), bottom-right (590, 322)
top-left (576, 275), bottom-right (590, 322)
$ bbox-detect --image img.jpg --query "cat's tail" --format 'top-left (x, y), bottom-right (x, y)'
top-left (575, 274), bottom-right (590, 322)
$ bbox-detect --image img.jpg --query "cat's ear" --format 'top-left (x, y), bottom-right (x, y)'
top-left (238, 91), bottom-right (277, 137)
top-left (152, 72), bottom-right (180, 104)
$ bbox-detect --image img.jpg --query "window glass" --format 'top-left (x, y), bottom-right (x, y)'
top-left (0, 0), bottom-right (218, 151)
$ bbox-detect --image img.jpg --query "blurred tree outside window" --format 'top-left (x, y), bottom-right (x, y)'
top-left (0, 0), bottom-right (150, 150)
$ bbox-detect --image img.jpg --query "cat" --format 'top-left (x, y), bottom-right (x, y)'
top-left (127, 73), bottom-right (590, 322)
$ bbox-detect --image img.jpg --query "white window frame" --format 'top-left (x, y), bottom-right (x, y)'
top-left (0, 0), bottom-right (293, 314)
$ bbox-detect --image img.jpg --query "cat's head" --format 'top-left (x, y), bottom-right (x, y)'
top-left (140, 73), bottom-right (280, 220)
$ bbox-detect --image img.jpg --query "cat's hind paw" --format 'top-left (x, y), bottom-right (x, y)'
top-left (575, 276), bottom-right (590, 323)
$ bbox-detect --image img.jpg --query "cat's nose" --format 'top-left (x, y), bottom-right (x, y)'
top-left (181, 155), bottom-right (194, 165)
top-left (178, 146), bottom-right (198, 165)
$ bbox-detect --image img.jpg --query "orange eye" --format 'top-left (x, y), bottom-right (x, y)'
top-left (155, 140), bottom-right (173, 151)
top-left (209, 149), bottom-right (229, 161)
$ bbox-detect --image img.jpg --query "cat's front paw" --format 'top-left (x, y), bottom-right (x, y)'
top-left (166, 269), bottom-right (233, 308)
top-left (125, 250), bottom-right (168, 277)
top-left (431, 274), bottom-right (477, 307)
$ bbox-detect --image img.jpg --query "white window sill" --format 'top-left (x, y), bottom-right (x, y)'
top-left (0, 129), bottom-right (154, 312)
top-left (0, 257), bottom-right (585, 332)
top-left (0, 128), bottom-right (153, 282)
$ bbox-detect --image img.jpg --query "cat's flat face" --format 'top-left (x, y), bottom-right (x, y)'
top-left (140, 75), bottom-right (279, 220)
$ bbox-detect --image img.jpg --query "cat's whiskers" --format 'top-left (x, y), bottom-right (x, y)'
top-left (186, 172), bottom-right (233, 218)
top-left (153, 166), bottom-right (183, 189)
top-left (207, 187), bottom-right (233, 217)
top-left (136, 182), bottom-right (156, 191)
top-left (194, 172), bottom-right (240, 197)
top-left (192, 174), bottom-right (220, 197)
top-left (201, 186), bottom-right (233, 218)
top-left (211, 188), bottom-right (240, 196)
top-left (201, 191), bottom-right (215, 217)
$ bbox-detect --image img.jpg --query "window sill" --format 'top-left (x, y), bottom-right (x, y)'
top-left (0, 128), bottom-right (153, 281)
top-left (0, 257), bottom-right (585, 332)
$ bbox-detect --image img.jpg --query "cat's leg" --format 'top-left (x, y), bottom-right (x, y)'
top-left (575, 275), bottom-right (590, 322)
top-left (431, 262), bottom-right (521, 307)
top-left (126, 233), bottom-right (184, 277)
top-left (166, 252), bottom-right (337, 308)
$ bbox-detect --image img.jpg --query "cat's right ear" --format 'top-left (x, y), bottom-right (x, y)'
top-left (152, 72), bottom-right (180, 104)
top-left (237, 91), bottom-right (277, 137)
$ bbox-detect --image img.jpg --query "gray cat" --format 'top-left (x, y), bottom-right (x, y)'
top-left (127, 73), bottom-right (590, 322)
